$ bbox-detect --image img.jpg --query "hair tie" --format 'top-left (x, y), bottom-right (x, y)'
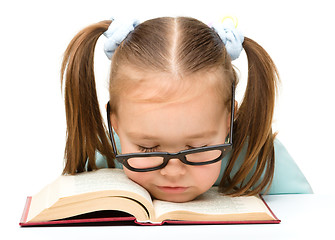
top-left (212, 17), bottom-right (244, 61)
top-left (103, 18), bottom-right (140, 60)
top-left (103, 17), bottom-right (243, 61)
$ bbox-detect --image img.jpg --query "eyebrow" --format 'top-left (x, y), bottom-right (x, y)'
top-left (127, 130), bottom-right (217, 141)
top-left (187, 130), bottom-right (218, 139)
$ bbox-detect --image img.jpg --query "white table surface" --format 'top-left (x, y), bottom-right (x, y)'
top-left (5, 194), bottom-right (335, 240)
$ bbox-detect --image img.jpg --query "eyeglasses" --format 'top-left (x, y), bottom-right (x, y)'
top-left (106, 83), bottom-right (235, 172)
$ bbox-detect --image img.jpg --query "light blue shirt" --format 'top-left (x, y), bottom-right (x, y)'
top-left (92, 133), bottom-right (313, 195)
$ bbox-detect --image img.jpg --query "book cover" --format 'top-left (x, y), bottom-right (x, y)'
top-left (20, 195), bottom-right (281, 227)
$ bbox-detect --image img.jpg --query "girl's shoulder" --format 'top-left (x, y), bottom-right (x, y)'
top-left (85, 131), bottom-right (123, 170)
top-left (215, 138), bottom-right (313, 194)
top-left (85, 151), bottom-right (123, 170)
top-left (266, 139), bottom-right (313, 194)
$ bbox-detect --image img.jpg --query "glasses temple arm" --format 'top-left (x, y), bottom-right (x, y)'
top-left (106, 101), bottom-right (118, 155)
top-left (230, 83), bottom-right (235, 144)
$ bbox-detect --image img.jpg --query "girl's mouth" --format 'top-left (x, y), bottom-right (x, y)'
top-left (157, 186), bottom-right (189, 194)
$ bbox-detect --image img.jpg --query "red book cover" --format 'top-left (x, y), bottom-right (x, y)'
top-left (19, 196), bottom-right (280, 227)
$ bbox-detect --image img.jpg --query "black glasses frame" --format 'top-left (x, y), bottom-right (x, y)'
top-left (106, 83), bottom-right (235, 172)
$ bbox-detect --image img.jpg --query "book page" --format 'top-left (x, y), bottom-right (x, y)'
top-left (27, 169), bottom-right (152, 222)
top-left (59, 169), bottom-right (153, 206)
top-left (153, 187), bottom-right (272, 220)
top-left (70, 169), bottom-right (151, 201)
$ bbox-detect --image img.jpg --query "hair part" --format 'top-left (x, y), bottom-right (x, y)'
top-left (109, 17), bottom-right (233, 113)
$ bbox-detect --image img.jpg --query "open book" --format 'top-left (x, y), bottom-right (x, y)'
top-left (20, 169), bottom-right (280, 226)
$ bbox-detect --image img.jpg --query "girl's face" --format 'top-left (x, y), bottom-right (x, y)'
top-left (111, 72), bottom-right (230, 202)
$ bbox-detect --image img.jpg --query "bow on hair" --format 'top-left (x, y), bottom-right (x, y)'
top-left (103, 18), bottom-right (140, 59)
top-left (212, 18), bottom-right (244, 61)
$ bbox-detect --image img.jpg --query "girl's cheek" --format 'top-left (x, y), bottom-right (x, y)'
top-left (194, 162), bottom-right (221, 187)
top-left (123, 168), bottom-right (154, 186)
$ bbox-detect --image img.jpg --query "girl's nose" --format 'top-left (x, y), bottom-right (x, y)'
top-left (160, 158), bottom-right (186, 177)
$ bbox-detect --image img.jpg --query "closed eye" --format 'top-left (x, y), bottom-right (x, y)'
top-left (186, 145), bottom-right (208, 150)
top-left (138, 145), bottom-right (208, 153)
top-left (138, 145), bottom-right (159, 153)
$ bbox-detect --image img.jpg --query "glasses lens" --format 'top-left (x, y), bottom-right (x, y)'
top-left (127, 156), bottom-right (165, 169)
top-left (186, 150), bottom-right (222, 163)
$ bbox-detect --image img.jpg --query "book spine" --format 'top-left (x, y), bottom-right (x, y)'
top-left (20, 197), bottom-right (32, 225)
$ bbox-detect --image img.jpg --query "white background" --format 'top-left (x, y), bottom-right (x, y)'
top-left (0, 0), bottom-right (334, 239)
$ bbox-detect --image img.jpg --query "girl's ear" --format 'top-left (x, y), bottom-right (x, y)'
top-left (105, 103), bottom-right (119, 133)
top-left (111, 114), bottom-right (119, 134)
top-left (234, 100), bottom-right (238, 113)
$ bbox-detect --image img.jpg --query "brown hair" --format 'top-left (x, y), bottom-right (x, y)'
top-left (61, 17), bottom-right (279, 196)
top-left (61, 20), bottom-right (115, 174)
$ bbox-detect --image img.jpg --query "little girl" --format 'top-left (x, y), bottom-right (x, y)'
top-left (61, 17), bottom-right (312, 202)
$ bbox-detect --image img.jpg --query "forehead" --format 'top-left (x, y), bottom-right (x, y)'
top-left (117, 88), bottom-right (227, 140)
top-left (113, 66), bottom-right (230, 106)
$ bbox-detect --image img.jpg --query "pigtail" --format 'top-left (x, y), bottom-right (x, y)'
top-left (220, 37), bottom-right (279, 196)
top-left (61, 20), bottom-right (115, 174)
